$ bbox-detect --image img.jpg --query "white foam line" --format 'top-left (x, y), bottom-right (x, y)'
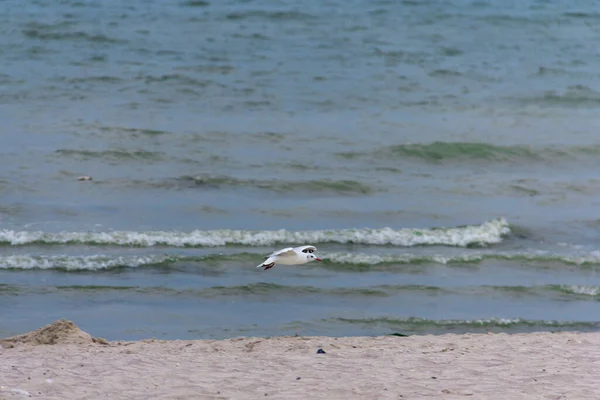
top-left (0, 255), bottom-right (171, 271)
top-left (326, 250), bottom-right (600, 265)
top-left (0, 218), bottom-right (510, 247)
top-left (4, 249), bottom-right (600, 271)
top-left (560, 285), bottom-right (600, 296)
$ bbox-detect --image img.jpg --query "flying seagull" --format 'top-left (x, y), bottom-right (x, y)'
top-left (256, 245), bottom-right (322, 270)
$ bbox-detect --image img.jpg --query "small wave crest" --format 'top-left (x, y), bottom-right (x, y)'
top-left (7, 248), bottom-right (600, 273)
top-left (155, 175), bottom-right (374, 195)
top-left (55, 149), bottom-right (164, 162)
top-left (338, 142), bottom-right (600, 164)
top-left (22, 22), bottom-right (122, 43)
top-left (331, 316), bottom-right (600, 330)
top-left (555, 285), bottom-right (600, 297)
top-left (0, 218), bottom-right (509, 248)
top-left (326, 250), bottom-right (600, 267)
top-left (224, 10), bottom-right (317, 21)
top-left (0, 255), bottom-right (174, 271)
top-left (4, 281), bottom-right (600, 302)
top-left (529, 85), bottom-right (600, 107)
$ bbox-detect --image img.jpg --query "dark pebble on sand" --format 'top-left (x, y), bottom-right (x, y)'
top-left (317, 348), bottom-right (326, 354)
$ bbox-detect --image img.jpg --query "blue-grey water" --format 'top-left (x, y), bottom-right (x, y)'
top-left (1, 0), bottom-right (600, 340)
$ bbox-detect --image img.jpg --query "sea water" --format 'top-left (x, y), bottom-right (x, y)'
top-left (1, 0), bottom-right (600, 339)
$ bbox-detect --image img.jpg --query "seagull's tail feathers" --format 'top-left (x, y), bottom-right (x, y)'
top-left (257, 256), bottom-right (276, 270)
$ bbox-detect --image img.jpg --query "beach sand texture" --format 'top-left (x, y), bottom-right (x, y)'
top-left (1, 320), bottom-right (599, 399)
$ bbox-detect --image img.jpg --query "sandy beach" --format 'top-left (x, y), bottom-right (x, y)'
top-left (0, 320), bottom-right (598, 399)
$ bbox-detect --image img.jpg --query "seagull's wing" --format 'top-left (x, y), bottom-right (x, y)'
top-left (267, 247), bottom-right (295, 258)
top-left (294, 245), bottom-right (317, 254)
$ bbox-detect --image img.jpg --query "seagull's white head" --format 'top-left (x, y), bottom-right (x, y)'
top-left (306, 253), bottom-right (322, 263)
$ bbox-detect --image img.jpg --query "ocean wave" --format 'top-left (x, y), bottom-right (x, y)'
top-left (61, 283), bottom-right (392, 297)
top-left (329, 316), bottom-right (600, 330)
top-left (94, 126), bottom-right (171, 136)
top-left (0, 218), bottom-right (509, 248)
top-left (0, 283), bottom-right (438, 298)
top-left (337, 142), bottom-right (600, 164)
top-left (554, 285), bottom-right (600, 297)
top-left (160, 175), bottom-right (374, 195)
top-left (224, 10), bottom-right (317, 21)
top-left (0, 255), bottom-right (173, 271)
top-left (58, 76), bottom-right (123, 84)
top-left (3, 282), bottom-right (599, 300)
top-left (523, 85), bottom-right (600, 107)
top-left (55, 149), bottom-right (165, 162)
top-left (181, 0), bottom-right (210, 6)
top-left (95, 175), bottom-right (374, 195)
top-left (482, 285), bottom-right (600, 298)
top-left (325, 250), bottom-right (600, 267)
top-left (138, 73), bottom-right (214, 87)
top-left (563, 11), bottom-right (600, 19)
top-left (22, 23), bottom-right (122, 43)
top-left (7, 248), bottom-right (600, 273)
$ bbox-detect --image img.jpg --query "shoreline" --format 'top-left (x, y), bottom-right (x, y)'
top-left (1, 320), bottom-right (599, 399)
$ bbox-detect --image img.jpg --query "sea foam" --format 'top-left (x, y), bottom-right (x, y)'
top-left (0, 218), bottom-right (510, 247)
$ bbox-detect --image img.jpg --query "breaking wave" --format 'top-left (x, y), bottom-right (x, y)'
top-left (0, 255), bottom-right (173, 271)
top-left (328, 316), bottom-right (600, 333)
top-left (5, 248), bottom-right (600, 272)
top-left (324, 250), bottom-right (600, 267)
top-left (0, 218), bottom-right (509, 248)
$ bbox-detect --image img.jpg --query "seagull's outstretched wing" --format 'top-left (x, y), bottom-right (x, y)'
top-left (294, 245), bottom-right (317, 254)
top-left (257, 247), bottom-right (295, 269)
top-left (267, 247), bottom-right (295, 258)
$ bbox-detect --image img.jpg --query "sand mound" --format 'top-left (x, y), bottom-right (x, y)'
top-left (0, 319), bottom-right (98, 347)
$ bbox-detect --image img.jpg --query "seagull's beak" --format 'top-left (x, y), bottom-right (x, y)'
top-left (315, 257), bottom-right (322, 261)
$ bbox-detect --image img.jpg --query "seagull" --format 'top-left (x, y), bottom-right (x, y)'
top-left (256, 245), bottom-right (322, 270)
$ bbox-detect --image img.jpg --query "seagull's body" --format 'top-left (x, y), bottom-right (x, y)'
top-left (256, 245), bottom-right (322, 270)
